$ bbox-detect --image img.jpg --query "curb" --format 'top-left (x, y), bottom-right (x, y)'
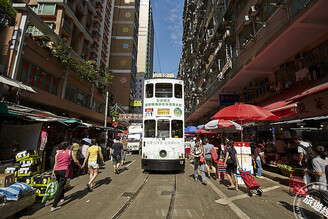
top-left (261, 170), bottom-right (289, 186)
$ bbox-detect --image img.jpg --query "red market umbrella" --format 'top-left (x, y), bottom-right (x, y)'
top-left (196, 128), bottom-right (218, 135)
top-left (212, 103), bottom-right (279, 121)
top-left (211, 103), bottom-right (279, 141)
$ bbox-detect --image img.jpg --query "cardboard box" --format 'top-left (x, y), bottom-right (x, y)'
top-left (0, 173), bottom-right (15, 187)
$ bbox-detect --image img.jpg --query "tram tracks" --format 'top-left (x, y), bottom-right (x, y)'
top-left (112, 174), bottom-right (177, 219)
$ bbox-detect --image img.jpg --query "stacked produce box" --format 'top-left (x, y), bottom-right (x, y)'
top-left (234, 142), bottom-right (254, 185)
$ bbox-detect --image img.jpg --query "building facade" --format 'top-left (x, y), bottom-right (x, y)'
top-left (137, 0), bottom-right (154, 79)
top-left (179, 0), bottom-right (328, 126)
top-left (133, 0), bottom-right (154, 114)
top-left (108, 0), bottom-right (140, 112)
top-left (0, 0), bottom-right (115, 124)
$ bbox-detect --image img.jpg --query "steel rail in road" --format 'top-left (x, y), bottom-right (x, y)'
top-left (112, 174), bottom-right (177, 219)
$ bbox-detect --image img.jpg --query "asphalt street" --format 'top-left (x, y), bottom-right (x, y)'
top-left (16, 155), bottom-right (321, 219)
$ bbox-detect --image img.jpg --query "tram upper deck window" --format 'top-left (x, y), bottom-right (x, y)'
top-left (144, 120), bottom-right (155, 137)
top-left (157, 119), bottom-right (170, 138)
top-left (146, 84), bottom-right (153, 98)
top-left (171, 120), bottom-right (183, 138)
top-left (174, 84), bottom-right (182, 98)
top-left (155, 83), bottom-right (172, 98)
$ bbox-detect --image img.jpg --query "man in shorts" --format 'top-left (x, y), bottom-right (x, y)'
top-left (111, 136), bottom-right (124, 174)
top-left (203, 139), bottom-right (217, 180)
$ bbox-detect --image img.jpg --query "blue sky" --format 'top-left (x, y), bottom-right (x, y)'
top-left (150, 0), bottom-right (184, 76)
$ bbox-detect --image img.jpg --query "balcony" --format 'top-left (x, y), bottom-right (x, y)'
top-left (62, 19), bottom-right (72, 35)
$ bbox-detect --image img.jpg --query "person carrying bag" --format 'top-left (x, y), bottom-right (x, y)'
top-left (191, 139), bottom-right (207, 185)
top-left (224, 141), bottom-right (242, 191)
top-left (51, 141), bottom-right (81, 212)
top-left (82, 139), bottom-right (104, 191)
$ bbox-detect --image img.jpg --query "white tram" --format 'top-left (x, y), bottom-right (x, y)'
top-left (141, 78), bottom-right (185, 171)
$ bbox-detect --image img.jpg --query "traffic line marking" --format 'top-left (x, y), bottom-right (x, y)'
top-left (126, 159), bottom-right (135, 167)
top-left (229, 185), bottom-right (281, 201)
top-left (190, 164), bottom-right (249, 219)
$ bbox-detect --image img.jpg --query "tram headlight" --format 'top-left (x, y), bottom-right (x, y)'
top-left (159, 150), bottom-right (167, 158)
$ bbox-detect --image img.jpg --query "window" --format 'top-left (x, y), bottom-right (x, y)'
top-left (27, 23), bottom-right (53, 35)
top-left (157, 119), bottom-right (170, 138)
top-left (38, 4), bottom-right (56, 14)
top-left (171, 120), bottom-right (183, 138)
top-left (174, 84), bottom-right (182, 98)
top-left (146, 83), bottom-right (153, 98)
top-left (155, 83), bottom-right (172, 98)
top-left (144, 120), bottom-right (155, 137)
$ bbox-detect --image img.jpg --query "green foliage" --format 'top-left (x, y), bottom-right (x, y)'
top-left (0, 0), bottom-right (17, 27)
top-left (33, 37), bottom-right (113, 92)
top-left (108, 109), bottom-right (118, 120)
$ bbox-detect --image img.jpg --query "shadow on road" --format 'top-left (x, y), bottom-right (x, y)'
top-left (279, 201), bottom-right (321, 218)
top-left (61, 188), bottom-right (89, 206)
top-left (118, 167), bottom-right (129, 174)
top-left (94, 177), bottom-right (112, 188)
top-left (123, 161), bottom-right (132, 166)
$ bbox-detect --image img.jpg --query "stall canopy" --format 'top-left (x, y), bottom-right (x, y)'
top-left (185, 126), bottom-right (199, 134)
top-left (0, 75), bottom-right (36, 93)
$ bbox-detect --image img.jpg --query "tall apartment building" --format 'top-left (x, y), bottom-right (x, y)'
top-left (0, 0), bottom-right (115, 124)
top-left (179, 0), bottom-right (328, 125)
top-left (134, 0), bottom-right (154, 114)
top-left (137, 0), bottom-right (154, 79)
top-left (108, 0), bottom-right (140, 112)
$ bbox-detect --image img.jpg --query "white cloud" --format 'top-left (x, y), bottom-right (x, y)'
top-left (164, 2), bottom-right (183, 47)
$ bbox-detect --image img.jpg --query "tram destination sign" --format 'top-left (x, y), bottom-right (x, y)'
top-left (157, 109), bottom-right (170, 115)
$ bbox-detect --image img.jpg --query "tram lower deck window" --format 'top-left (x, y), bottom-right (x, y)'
top-left (175, 84), bottom-right (182, 98)
top-left (155, 83), bottom-right (172, 98)
top-left (172, 120), bottom-right (183, 138)
top-left (144, 120), bottom-right (155, 137)
top-left (157, 119), bottom-right (170, 138)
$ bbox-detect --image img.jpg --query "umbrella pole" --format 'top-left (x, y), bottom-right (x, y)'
top-left (240, 120), bottom-right (243, 141)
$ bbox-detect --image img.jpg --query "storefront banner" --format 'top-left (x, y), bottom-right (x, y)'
top-left (297, 90), bottom-right (328, 119)
top-left (118, 114), bottom-right (143, 120)
top-left (0, 123), bottom-right (43, 150)
top-left (219, 94), bottom-right (240, 106)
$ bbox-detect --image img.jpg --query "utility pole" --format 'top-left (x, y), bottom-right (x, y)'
top-left (104, 90), bottom-right (109, 147)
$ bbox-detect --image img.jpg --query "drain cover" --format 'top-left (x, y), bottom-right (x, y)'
top-left (121, 192), bottom-right (134, 198)
top-left (161, 191), bottom-right (171, 195)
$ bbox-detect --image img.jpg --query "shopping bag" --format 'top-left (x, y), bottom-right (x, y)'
top-left (41, 179), bottom-right (58, 203)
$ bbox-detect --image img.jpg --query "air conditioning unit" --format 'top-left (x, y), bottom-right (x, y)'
top-left (242, 15), bottom-right (251, 25)
top-left (249, 6), bottom-right (258, 17)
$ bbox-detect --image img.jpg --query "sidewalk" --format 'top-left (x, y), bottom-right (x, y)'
top-left (261, 170), bottom-right (289, 186)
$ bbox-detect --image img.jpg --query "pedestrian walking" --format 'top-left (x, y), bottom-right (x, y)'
top-left (82, 139), bottom-right (104, 191)
top-left (191, 139), bottom-right (206, 185)
top-left (304, 146), bottom-right (328, 208)
top-left (296, 137), bottom-right (315, 185)
top-left (121, 136), bottom-right (128, 165)
top-left (254, 143), bottom-right (265, 178)
top-left (203, 139), bottom-right (217, 180)
top-left (224, 141), bottom-right (242, 191)
top-left (111, 136), bottom-right (123, 174)
top-left (79, 138), bottom-right (91, 175)
top-left (51, 141), bottom-right (81, 212)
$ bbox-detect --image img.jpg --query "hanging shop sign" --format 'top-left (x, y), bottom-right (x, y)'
top-left (118, 114), bottom-right (143, 120)
top-left (130, 101), bottom-right (142, 107)
top-left (219, 94), bottom-right (240, 106)
top-left (297, 90), bottom-right (328, 119)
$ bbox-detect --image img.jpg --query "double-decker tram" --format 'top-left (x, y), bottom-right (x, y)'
top-left (142, 78), bottom-right (185, 171)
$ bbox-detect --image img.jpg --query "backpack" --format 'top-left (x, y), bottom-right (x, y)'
top-left (299, 143), bottom-right (315, 161)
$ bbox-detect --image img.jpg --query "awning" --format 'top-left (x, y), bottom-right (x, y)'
top-left (0, 75), bottom-right (36, 93)
top-left (271, 115), bottom-right (328, 125)
top-left (259, 78), bottom-right (328, 117)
